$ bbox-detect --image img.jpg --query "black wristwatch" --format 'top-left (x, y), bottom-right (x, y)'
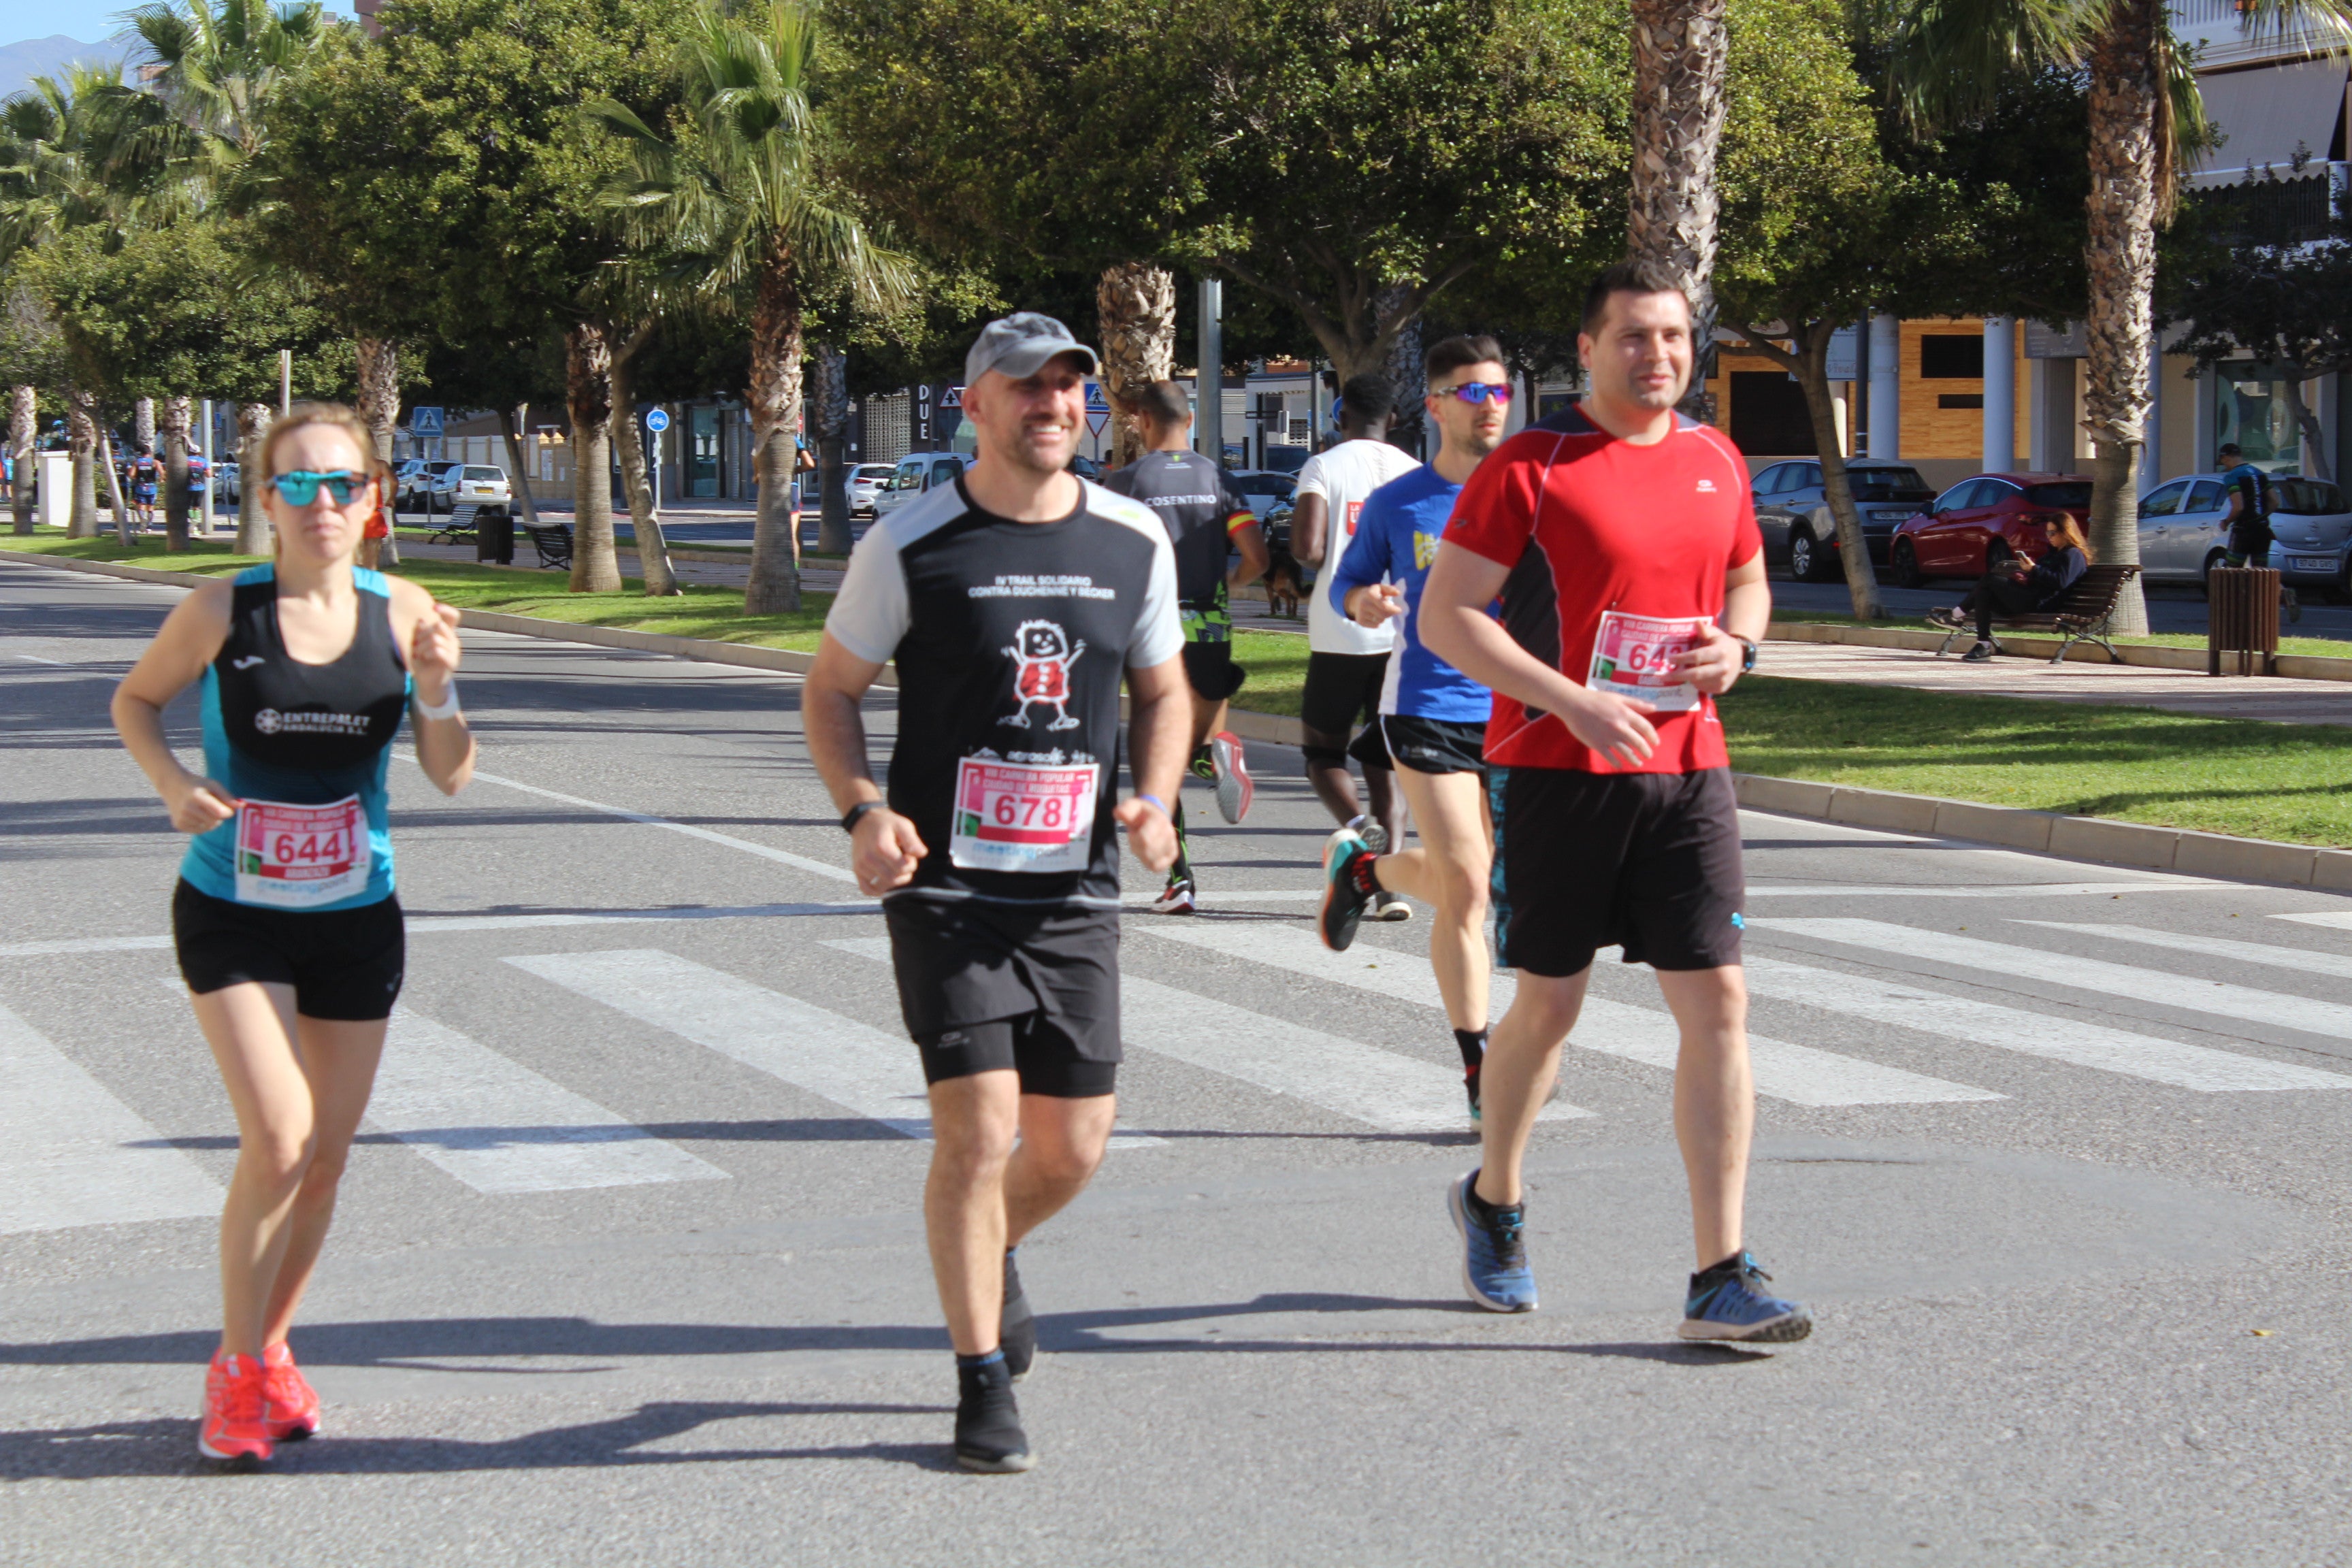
top-left (1735, 636), bottom-right (1758, 673)
top-left (842, 800), bottom-right (886, 834)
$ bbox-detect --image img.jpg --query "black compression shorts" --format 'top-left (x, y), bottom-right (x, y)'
top-left (1496, 766), bottom-right (1744, 977)
top-left (885, 898), bottom-right (1121, 1098)
top-left (1300, 651), bottom-right (1388, 740)
top-left (1180, 640), bottom-right (1247, 703)
top-left (172, 880), bottom-right (406, 1021)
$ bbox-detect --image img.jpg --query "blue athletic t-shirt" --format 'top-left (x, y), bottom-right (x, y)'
top-left (1325, 464), bottom-right (1491, 723)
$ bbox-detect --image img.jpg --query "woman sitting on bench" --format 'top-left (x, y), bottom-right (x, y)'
top-left (1930, 514), bottom-right (2091, 663)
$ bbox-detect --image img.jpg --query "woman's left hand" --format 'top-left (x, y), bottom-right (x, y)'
top-left (411, 602), bottom-right (464, 708)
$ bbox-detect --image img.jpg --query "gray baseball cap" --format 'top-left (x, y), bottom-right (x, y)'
top-left (964, 312), bottom-right (1100, 387)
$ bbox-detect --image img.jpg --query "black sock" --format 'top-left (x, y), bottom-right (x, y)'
top-left (1464, 1177), bottom-right (1518, 1223)
top-left (1690, 1252), bottom-right (1746, 1287)
top-left (1453, 1027), bottom-right (1488, 1072)
top-left (956, 1348), bottom-right (1005, 1371)
top-left (1170, 797), bottom-right (1191, 884)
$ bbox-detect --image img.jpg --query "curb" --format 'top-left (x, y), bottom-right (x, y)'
top-left (1729, 773), bottom-right (2352, 892)
top-left (11, 547), bottom-right (2339, 889)
top-left (1765, 617), bottom-right (2352, 683)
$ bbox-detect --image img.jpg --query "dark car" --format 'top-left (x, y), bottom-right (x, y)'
top-left (1750, 458), bottom-right (1935, 581)
top-left (1889, 472), bottom-right (2095, 586)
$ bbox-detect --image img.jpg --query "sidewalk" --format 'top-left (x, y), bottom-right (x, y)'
top-left (1761, 640), bottom-right (2352, 725)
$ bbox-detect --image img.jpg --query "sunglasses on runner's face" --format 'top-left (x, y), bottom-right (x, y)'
top-left (268, 470), bottom-right (368, 506)
top-left (1437, 382), bottom-right (1514, 406)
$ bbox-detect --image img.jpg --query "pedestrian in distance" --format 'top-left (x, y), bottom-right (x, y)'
top-left (1102, 377), bottom-right (1271, 915)
top-left (1320, 333), bottom-right (1518, 1122)
top-left (1291, 373), bottom-right (1420, 919)
top-left (110, 403), bottom-right (477, 1468)
top-left (133, 444), bottom-right (161, 529)
top-left (2215, 440), bottom-right (2300, 623)
top-left (1927, 514), bottom-right (2092, 662)
top-left (1416, 261), bottom-right (1810, 1344)
top-left (802, 313), bottom-right (1190, 1473)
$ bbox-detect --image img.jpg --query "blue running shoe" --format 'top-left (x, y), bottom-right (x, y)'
top-left (1318, 827), bottom-right (1376, 952)
top-left (1448, 1171), bottom-right (1537, 1313)
top-left (1678, 1252), bottom-right (1812, 1343)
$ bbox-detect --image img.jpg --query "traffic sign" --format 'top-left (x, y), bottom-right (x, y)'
top-left (1085, 383), bottom-right (1109, 411)
top-left (644, 408), bottom-right (671, 433)
top-left (1087, 411), bottom-right (1110, 438)
top-left (410, 406), bottom-right (444, 436)
top-left (941, 386), bottom-right (963, 408)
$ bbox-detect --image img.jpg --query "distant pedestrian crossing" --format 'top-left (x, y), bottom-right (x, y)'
top-left (10, 906), bottom-right (2352, 1235)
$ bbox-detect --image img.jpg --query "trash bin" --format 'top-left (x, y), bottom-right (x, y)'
top-left (2207, 566), bottom-right (2279, 676)
top-left (476, 509), bottom-right (514, 566)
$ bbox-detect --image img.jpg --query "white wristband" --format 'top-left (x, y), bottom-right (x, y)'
top-left (413, 679), bottom-right (461, 722)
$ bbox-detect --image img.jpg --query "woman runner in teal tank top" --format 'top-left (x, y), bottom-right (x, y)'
top-left (112, 404), bottom-right (476, 1469)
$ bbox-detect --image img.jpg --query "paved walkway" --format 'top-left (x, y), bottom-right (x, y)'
top-left (1763, 639), bottom-right (2352, 725)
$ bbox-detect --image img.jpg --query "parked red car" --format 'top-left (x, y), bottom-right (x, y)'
top-left (1889, 472), bottom-right (2094, 586)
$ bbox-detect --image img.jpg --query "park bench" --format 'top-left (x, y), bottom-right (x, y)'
top-left (427, 503), bottom-right (478, 546)
top-left (523, 520), bottom-right (574, 571)
top-left (1933, 562), bottom-right (2142, 665)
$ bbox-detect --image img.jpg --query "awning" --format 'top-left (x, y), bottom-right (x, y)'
top-left (2195, 60), bottom-right (2347, 174)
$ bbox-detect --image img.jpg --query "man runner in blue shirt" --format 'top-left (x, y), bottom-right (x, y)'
top-left (1322, 334), bottom-right (1514, 1120)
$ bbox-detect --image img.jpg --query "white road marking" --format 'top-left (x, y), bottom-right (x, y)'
top-left (2273, 910), bottom-right (2352, 932)
top-left (371, 1008), bottom-right (729, 1194)
top-left (0, 999), bottom-right (220, 1233)
top-left (1742, 954), bottom-right (2352, 1094)
top-left (505, 948), bottom-right (1162, 1149)
top-left (9, 651), bottom-right (67, 666)
top-left (826, 937), bottom-right (1553, 1131)
top-left (1758, 917), bottom-right (2352, 1042)
top-left (1747, 881), bottom-right (2236, 899)
top-left (454, 765), bottom-right (859, 883)
top-left (2018, 921), bottom-right (2352, 983)
top-left (1136, 925), bottom-right (1997, 1107)
top-left (0, 903), bottom-right (883, 958)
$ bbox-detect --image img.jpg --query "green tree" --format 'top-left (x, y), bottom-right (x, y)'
top-left (0, 282), bottom-right (67, 532)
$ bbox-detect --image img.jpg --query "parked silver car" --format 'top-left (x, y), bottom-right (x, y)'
top-left (1750, 458), bottom-right (1936, 581)
top-left (847, 462), bottom-right (896, 517)
top-left (870, 451), bottom-right (975, 521)
top-left (2136, 472), bottom-right (2352, 592)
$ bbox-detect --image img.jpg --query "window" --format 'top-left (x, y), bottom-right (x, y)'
top-left (930, 459), bottom-right (962, 488)
top-left (2139, 480), bottom-right (2187, 517)
top-left (893, 459), bottom-right (925, 490)
top-left (1936, 393), bottom-right (1986, 410)
top-left (1848, 466), bottom-right (1930, 496)
top-left (689, 406), bottom-right (722, 499)
top-left (2272, 477), bottom-right (2346, 514)
top-left (1727, 372), bottom-right (1816, 457)
top-left (1931, 482), bottom-right (1982, 512)
top-left (1918, 335), bottom-right (1984, 378)
top-left (2023, 481), bottom-right (2093, 508)
top-left (1750, 463), bottom-right (1791, 495)
top-left (1978, 480), bottom-right (2023, 507)
top-left (463, 467), bottom-right (502, 481)
top-left (2185, 480), bottom-right (2225, 512)
top-left (1795, 463), bottom-right (1823, 490)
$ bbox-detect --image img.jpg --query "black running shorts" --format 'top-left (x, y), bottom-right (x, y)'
top-left (1180, 639), bottom-right (1247, 704)
top-left (1300, 651), bottom-right (1388, 740)
top-left (172, 879), bottom-right (406, 1021)
top-left (1497, 766), bottom-right (1744, 977)
top-left (885, 898), bottom-right (1121, 1098)
top-left (1379, 714), bottom-right (1488, 777)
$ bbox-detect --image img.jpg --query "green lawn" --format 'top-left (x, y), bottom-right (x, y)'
top-left (1722, 674), bottom-right (2352, 847)
top-left (1771, 606), bottom-right (2352, 659)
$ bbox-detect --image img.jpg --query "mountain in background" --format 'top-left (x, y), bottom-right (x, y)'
top-left (0, 35), bottom-right (117, 99)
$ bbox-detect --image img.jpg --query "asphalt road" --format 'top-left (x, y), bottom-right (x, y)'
top-left (3, 559), bottom-right (2351, 1566)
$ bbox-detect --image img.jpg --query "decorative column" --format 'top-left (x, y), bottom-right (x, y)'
top-left (1867, 314), bottom-right (1901, 459)
top-left (1982, 316), bottom-right (2016, 472)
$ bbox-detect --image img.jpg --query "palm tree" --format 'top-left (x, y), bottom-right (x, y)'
top-left (1097, 261), bottom-right (1176, 467)
top-left (1627, 0), bottom-right (1731, 418)
top-left (588, 0), bottom-right (913, 615)
top-left (1887, 0), bottom-right (2315, 634)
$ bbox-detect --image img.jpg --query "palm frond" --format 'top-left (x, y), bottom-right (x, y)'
top-left (1887, 0), bottom-right (2093, 129)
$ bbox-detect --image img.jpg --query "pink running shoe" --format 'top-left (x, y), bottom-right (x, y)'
top-left (198, 1351), bottom-right (274, 1469)
top-left (261, 1341), bottom-right (321, 1441)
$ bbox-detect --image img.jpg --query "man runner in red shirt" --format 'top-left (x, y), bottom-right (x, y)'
top-left (1412, 261), bottom-right (1810, 1343)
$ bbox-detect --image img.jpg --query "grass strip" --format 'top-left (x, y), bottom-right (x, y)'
top-left (1771, 606), bottom-right (2352, 659)
top-left (1721, 674), bottom-right (2352, 847)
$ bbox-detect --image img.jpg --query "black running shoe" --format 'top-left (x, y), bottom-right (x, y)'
top-left (954, 1357), bottom-right (1034, 1473)
top-left (1318, 826), bottom-right (1375, 951)
top-left (1001, 1250), bottom-right (1035, 1382)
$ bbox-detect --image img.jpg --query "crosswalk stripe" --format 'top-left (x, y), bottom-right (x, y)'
top-left (0, 999), bottom-right (220, 1233)
top-left (0, 904), bottom-right (884, 958)
top-left (2272, 911), bottom-right (2352, 934)
top-left (370, 1009), bottom-right (730, 1194)
top-left (1135, 926), bottom-right (1997, 1107)
top-left (2019, 921), bottom-right (2352, 983)
top-left (461, 767), bottom-right (858, 883)
top-left (506, 949), bottom-right (1163, 1148)
top-left (823, 938), bottom-right (1556, 1132)
top-left (1757, 917), bottom-right (2352, 1043)
top-left (1741, 955), bottom-right (2352, 1094)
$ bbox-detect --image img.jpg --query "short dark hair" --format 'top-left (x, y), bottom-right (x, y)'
top-left (1339, 373), bottom-right (1395, 427)
top-left (1122, 379), bottom-right (1194, 429)
top-left (2218, 442), bottom-right (2243, 457)
top-left (1424, 333), bottom-right (1505, 386)
top-left (1581, 259), bottom-right (1691, 336)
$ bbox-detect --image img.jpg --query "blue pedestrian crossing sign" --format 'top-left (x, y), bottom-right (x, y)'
top-left (410, 406), bottom-right (444, 436)
top-left (1085, 383), bottom-right (1109, 411)
top-left (644, 408), bottom-right (671, 433)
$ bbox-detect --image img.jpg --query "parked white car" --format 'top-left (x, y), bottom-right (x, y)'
top-left (437, 464), bottom-right (512, 511)
top-left (848, 462), bottom-right (896, 518)
top-left (870, 452), bottom-right (975, 521)
top-left (2137, 472), bottom-right (2352, 593)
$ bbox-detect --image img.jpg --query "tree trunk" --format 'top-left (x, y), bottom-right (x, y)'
top-left (2281, 372), bottom-right (2331, 482)
top-left (1729, 323), bottom-right (1882, 617)
top-left (745, 248), bottom-right (804, 615)
top-left (161, 394), bottom-right (191, 552)
top-left (66, 391), bottom-right (95, 539)
top-left (354, 337), bottom-right (400, 566)
top-left (99, 429), bottom-right (132, 546)
top-left (504, 404), bottom-right (542, 523)
top-left (811, 342), bottom-right (853, 556)
top-left (236, 401), bottom-right (272, 555)
top-left (565, 322), bottom-right (622, 593)
top-left (1378, 282), bottom-right (1428, 457)
top-left (133, 397), bottom-right (154, 457)
top-left (2081, 0), bottom-right (2162, 633)
top-left (10, 386), bottom-right (33, 535)
top-left (1628, 0), bottom-right (1729, 425)
top-left (608, 332), bottom-right (679, 597)
top-left (1096, 261), bottom-right (1177, 468)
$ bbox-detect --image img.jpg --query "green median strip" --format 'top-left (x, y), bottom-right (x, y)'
top-left (1772, 606), bottom-right (2352, 660)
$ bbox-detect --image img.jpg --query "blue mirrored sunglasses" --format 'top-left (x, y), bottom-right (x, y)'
top-left (1439, 382), bottom-right (1514, 405)
top-left (269, 470), bottom-right (368, 506)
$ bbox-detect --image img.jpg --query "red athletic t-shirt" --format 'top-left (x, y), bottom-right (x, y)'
top-left (1443, 406), bottom-right (1762, 774)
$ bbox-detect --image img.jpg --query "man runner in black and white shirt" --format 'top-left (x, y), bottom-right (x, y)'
top-left (806, 313), bottom-right (1188, 1473)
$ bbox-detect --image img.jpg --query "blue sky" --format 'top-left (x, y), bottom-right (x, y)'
top-left (0, 2), bottom-right (359, 51)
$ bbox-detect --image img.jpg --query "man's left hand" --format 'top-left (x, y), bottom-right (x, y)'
top-left (1672, 623), bottom-right (1747, 696)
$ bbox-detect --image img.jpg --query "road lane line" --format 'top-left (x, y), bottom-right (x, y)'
top-left (1757, 917), bottom-right (2352, 1042)
top-left (2273, 911), bottom-right (2352, 933)
top-left (506, 948), bottom-right (1162, 1149)
top-left (0, 1000), bottom-right (220, 1233)
top-left (1741, 954), bottom-right (2352, 1093)
top-left (452, 764), bottom-right (859, 883)
top-left (1746, 881), bottom-right (2234, 899)
top-left (0, 903), bottom-right (884, 958)
top-left (824, 936), bottom-right (1566, 1131)
top-left (1136, 925), bottom-right (1997, 1108)
top-left (2020, 921), bottom-right (2352, 984)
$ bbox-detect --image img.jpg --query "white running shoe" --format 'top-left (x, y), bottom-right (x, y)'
top-left (1210, 731), bottom-right (1252, 823)
top-left (1152, 879), bottom-right (1198, 915)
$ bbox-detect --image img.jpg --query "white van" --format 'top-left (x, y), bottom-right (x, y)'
top-left (870, 452), bottom-right (975, 521)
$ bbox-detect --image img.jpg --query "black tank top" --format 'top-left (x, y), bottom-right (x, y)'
top-left (212, 566), bottom-right (410, 770)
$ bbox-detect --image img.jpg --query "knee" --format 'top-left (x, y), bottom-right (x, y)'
top-left (1434, 864), bottom-right (1490, 921)
top-left (1026, 1134), bottom-right (1105, 1190)
top-left (930, 1124), bottom-right (1016, 1188)
top-left (298, 1138), bottom-right (353, 1192)
top-left (243, 1130), bottom-right (316, 1192)
top-left (1302, 743), bottom-right (1346, 772)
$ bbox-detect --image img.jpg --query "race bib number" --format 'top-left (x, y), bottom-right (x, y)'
top-left (233, 795), bottom-right (372, 909)
top-left (950, 758), bottom-right (1098, 875)
top-left (1588, 610), bottom-right (1710, 713)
